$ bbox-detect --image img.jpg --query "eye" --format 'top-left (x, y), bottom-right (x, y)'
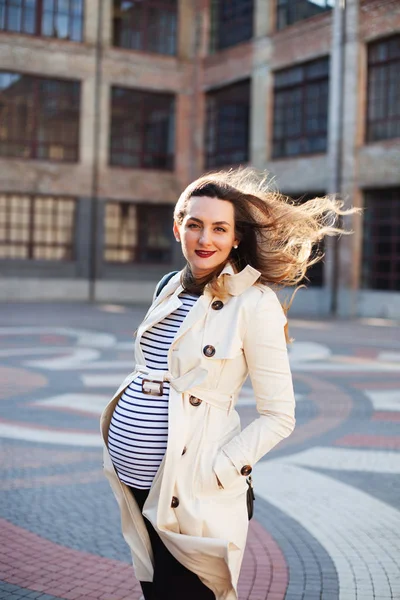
top-left (187, 223), bottom-right (199, 229)
top-left (215, 227), bottom-right (226, 233)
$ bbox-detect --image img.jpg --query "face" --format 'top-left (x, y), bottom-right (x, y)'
top-left (173, 196), bottom-right (238, 279)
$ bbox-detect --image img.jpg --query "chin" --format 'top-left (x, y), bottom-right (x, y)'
top-left (191, 256), bottom-right (225, 275)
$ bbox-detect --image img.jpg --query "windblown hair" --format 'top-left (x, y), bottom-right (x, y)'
top-left (174, 167), bottom-right (358, 305)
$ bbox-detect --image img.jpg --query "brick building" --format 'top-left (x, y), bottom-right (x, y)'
top-left (0, 0), bottom-right (399, 317)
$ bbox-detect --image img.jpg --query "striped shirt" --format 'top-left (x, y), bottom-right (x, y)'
top-left (108, 291), bottom-right (199, 490)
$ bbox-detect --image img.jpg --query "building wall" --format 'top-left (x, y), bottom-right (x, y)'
top-left (0, 0), bottom-right (399, 316)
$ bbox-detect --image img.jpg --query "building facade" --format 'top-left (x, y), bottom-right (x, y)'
top-left (0, 0), bottom-right (399, 317)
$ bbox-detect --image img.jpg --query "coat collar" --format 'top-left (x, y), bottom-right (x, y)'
top-left (154, 262), bottom-right (261, 305)
top-left (217, 262), bottom-right (261, 296)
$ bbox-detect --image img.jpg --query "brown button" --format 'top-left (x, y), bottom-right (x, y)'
top-left (182, 446), bottom-right (187, 455)
top-left (203, 344), bottom-right (216, 357)
top-left (211, 300), bottom-right (224, 310)
top-left (240, 465), bottom-right (252, 476)
top-left (189, 395), bottom-right (202, 407)
top-left (171, 496), bottom-right (179, 508)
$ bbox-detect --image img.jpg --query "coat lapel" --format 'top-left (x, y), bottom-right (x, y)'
top-left (169, 291), bottom-right (210, 349)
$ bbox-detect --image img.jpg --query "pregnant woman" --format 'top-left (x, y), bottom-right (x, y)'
top-left (100, 167), bottom-right (353, 600)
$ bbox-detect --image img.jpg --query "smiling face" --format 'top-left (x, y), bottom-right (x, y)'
top-left (173, 195), bottom-right (238, 279)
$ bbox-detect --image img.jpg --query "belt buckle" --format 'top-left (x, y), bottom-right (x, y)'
top-left (142, 378), bottom-right (164, 396)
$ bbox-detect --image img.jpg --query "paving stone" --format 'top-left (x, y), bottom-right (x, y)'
top-left (1, 307), bottom-right (400, 600)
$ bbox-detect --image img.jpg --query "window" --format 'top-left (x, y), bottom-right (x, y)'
top-left (0, 0), bottom-right (84, 41)
top-left (367, 35), bottom-right (400, 142)
top-left (104, 202), bottom-right (173, 264)
top-left (362, 189), bottom-right (400, 291)
top-left (205, 80), bottom-right (250, 168)
top-left (209, 0), bottom-right (253, 52)
top-left (273, 57), bottom-right (329, 158)
top-left (110, 87), bottom-right (175, 170)
top-left (0, 194), bottom-right (76, 260)
top-left (0, 72), bottom-right (80, 162)
top-left (290, 192), bottom-right (325, 286)
top-left (113, 0), bottom-right (177, 55)
top-left (276, 0), bottom-right (333, 30)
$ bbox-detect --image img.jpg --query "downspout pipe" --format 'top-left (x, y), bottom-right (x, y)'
top-left (327, 0), bottom-right (346, 315)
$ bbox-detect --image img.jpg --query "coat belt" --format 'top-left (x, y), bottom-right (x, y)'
top-left (135, 364), bottom-right (234, 413)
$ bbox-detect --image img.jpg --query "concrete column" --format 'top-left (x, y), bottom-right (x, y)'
top-left (337, 0), bottom-right (361, 317)
top-left (326, 0), bottom-right (360, 317)
top-left (101, 0), bottom-right (113, 47)
top-left (178, 0), bottom-right (196, 59)
top-left (84, 0), bottom-right (99, 45)
top-left (80, 77), bottom-right (96, 168)
top-left (251, 0), bottom-right (272, 170)
top-left (175, 92), bottom-right (194, 188)
top-left (96, 80), bottom-right (111, 173)
top-left (187, 0), bottom-right (209, 180)
top-left (254, 0), bottom-right (273, 38)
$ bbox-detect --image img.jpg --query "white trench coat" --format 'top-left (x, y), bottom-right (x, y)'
top-left (100, 262), bottom-right (296, 600)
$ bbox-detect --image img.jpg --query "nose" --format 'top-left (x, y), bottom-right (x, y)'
top-left (199, 228), bottom-right (212, 246)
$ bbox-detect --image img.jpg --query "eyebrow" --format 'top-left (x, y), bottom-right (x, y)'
top-left (187, 217), bottom-right (231, 227)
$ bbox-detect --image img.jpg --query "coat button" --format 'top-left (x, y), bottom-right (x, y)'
top-left (203, 344), bottom-right (216, 357)
top-left (211, 300), bottom-right (224, 310)
top-left (241, 465), bottom-right (252, 476)
top-left (171, 496), bottom-right (179, 508)
top-left (189, 395), bottom-right (202, 406)
top-left (182, 446), bottom-right (187, 455)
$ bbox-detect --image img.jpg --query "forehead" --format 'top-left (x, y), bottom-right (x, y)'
top-left (186, 195), bottom-right (234, 222)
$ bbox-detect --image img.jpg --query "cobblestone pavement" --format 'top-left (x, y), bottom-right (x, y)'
top-left (0, 302), bottom-right (399, 600)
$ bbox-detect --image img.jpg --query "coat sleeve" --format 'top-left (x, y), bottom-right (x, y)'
top-left (213, 288), bottom-right (296, 489)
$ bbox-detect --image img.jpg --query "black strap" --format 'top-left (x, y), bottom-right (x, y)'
top-left (155, 271), bottom-right (179, 298)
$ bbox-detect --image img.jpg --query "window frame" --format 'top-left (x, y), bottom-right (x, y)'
top-left (366, 34), bottom-right (400, 144)
top-left (361, 188), bottom-right (400, 292)
top-left (0, 0), bottom-right (84, 42)
top-left (109, 86), bottom-right (175, 171)
top-left (209, 0), bottom-right (254, 53)
top-left (205, 79), bottom-right (250, 169)
top-left (275, 0), bottom-right (333, 31)
top-left (112, 0), bottom-right (178, 56)
top-left (0, 71), bottom-right (81, 163)
top-left (272, 57), bottom-right (330, 159)
top-left (103, 201), bottom-right (174, 265)
top-left (0, 193), bottom-right (77, 261)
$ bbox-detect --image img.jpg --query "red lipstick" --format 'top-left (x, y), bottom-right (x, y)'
top-left (195, 250), bottom-right (216, 258)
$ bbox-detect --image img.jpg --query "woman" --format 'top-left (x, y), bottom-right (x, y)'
top-left (100, 168), bottom-right (351, 600)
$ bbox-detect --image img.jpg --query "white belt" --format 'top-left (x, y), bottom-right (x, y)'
top-left (135, 364), bottom-right (234, 413)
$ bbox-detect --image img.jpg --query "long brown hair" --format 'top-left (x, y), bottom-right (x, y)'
top-left (174, 167), bottom-right (357, 304)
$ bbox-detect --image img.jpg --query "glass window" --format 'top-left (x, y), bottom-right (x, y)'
top-left (0, 0), bottom-right (83, 40)
top-left (210, 0), bottom-right (253, 52)
top-left (0, 72), bottom-right (80, 162)
top-left (0, 194), bottom-right (76, 260)
top-left (276, 0), bottom-right (333, 30)
top-left (367, 35), bottom-right (400, 143)
top-left (362, 189), bottom-right (400, 291)
top-left (113, 0), bottom-right (177, 55)
top-left (110, 86), bottom-right (175, 170)
top-left (272, 57), bottom-right (329, 158)
top-left (104, 202), bottom-right (173, 264)
top-left (205, 79), bottom-right (250, 168)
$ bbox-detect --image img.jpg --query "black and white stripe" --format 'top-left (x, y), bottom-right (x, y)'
top-left (108, 291), bottom-right (199, 489)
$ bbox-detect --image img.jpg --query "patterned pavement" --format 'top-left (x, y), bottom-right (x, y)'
top-left (0, 303), bottom-right (399, 600)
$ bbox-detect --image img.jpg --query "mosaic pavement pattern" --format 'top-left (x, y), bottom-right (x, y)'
top-left (0, 303), bottom-right (399, 600)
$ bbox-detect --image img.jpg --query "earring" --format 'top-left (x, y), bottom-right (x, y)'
top-left (233, 245), bottom-right (238, 249)
top-left (176, 238), bottom-right (180, 242)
